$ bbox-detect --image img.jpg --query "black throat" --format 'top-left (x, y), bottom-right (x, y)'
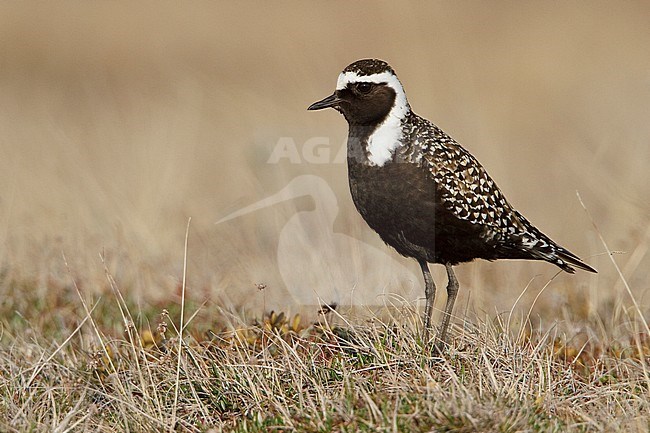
top-left (346, 124), bottom-right (378, 164)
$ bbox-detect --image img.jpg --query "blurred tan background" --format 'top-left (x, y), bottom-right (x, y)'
top-left (1, 2), bottom-right (648, 321)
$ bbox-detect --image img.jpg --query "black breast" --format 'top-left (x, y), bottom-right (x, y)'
top-left (347, 156), bottom-right (501, 266)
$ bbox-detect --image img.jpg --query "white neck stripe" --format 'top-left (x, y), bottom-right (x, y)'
top-left (336, 71), bottom-right (411, 167)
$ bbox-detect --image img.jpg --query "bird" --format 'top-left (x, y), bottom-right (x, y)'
top-left (307, 59), bottom-right (596, 347)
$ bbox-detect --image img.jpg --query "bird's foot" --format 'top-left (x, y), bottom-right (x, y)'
top-left (421, 331), bottom-right (448, 356)
top-left (430, 338), bottom-right (448, 356)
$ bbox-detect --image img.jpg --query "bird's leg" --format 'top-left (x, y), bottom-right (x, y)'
top-left (419, 259), bottom-right (436, 344)
top-left (436, 264), bottom-right (459, 345)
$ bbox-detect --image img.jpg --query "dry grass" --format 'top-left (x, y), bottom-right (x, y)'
top-left (1, 262), bottom-right (649, 432)
top-left (1, 2), bottom-right (650, 432)
top-left (2, 215), bottom-right (649, 432)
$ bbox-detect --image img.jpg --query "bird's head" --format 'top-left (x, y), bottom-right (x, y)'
top-left (308, 59), bottom-right (410, 126)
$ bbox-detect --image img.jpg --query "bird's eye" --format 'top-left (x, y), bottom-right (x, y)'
top-left (355, 82), bottom-right (373, 94)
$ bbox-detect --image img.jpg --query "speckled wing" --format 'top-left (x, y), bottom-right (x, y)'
top-left (411, 117), bottom-right (595, 273)
top-left (421, 134), bottom-right (525, 234)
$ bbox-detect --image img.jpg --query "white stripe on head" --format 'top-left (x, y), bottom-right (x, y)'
top-left (336, 71), bottom-right (411, 167)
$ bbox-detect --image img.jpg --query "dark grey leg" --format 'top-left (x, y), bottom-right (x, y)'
top-left (437, 263), bottom-right (459, 345)
top-left (418, 259), bottom-right (436, 344)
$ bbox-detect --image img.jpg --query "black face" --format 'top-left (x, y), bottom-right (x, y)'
top-left (337, 82), bottom-right (396, 126)
top-left (308, 82), bottom-right (396, 126)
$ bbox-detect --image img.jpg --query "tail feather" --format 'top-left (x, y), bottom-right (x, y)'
top-left (506, 211), bottom-right (598, 274)
top-left (555, 248), bottom-right (597, 274)
top-left (512, 213), bottom-right (597, 274)
top-left (525, 235), bottom-right (597, 274)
